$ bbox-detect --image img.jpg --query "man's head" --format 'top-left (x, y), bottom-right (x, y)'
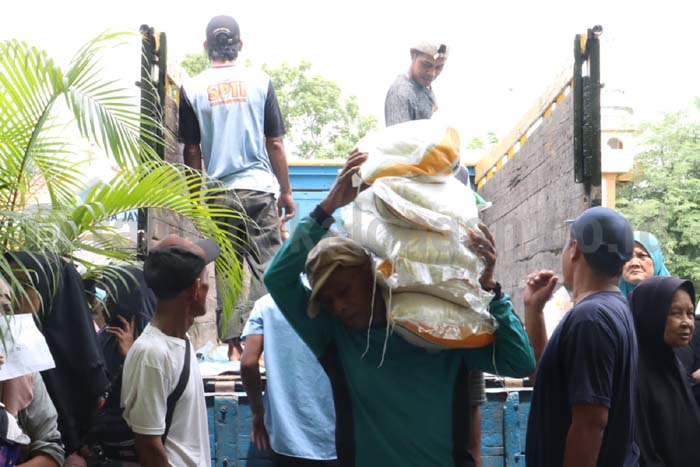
top-left (144, 235), bottom-right (220, 316)
top-left (409, 41), bottom-right (449, 88)
top-left (305, 236), bottom-right (378, 330)
top-left (205, 15), bottom-right (242, 62)
top-left (561, 207), bottom-right (634, 289)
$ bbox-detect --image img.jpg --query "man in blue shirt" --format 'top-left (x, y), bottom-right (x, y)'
top-left (524, 207), bottom-right (639, 466)
top-left (241, 291), bottom-right (337, 467)
top-left (179, 15), bottom-right (295, 360)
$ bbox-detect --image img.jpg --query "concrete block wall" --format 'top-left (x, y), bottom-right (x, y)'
top-left (478, 94), bottom-right (591, 313)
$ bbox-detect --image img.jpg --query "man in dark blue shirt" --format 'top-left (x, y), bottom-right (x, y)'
top-left (524, 207), bottom-right (639, 467)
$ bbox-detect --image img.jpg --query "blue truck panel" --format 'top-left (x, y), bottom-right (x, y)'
top-left (207, 387), bottom-right (530, 466)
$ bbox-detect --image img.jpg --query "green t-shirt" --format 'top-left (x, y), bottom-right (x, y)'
top-left (264, 216), bottom-right (535, 467)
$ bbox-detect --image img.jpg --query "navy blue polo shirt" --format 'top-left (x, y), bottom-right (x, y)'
top-left (526, 291), bottom-right (640, 466)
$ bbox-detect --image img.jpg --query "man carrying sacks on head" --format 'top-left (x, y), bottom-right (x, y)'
top-left (263, 151), bottom-right (535, 467)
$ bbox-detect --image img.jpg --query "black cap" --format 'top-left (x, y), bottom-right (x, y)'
top-left (206, 15), bottom-right (240, 46)
top-left (144, 234), bottom-right (221, 299)
top-left (565, 207), bottom-right (634, 275)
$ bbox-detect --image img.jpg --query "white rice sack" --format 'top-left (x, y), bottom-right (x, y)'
top-left (356, 120), bottom-right (461, 184)
top-left (341, 205), bottom-right (479, 270)
top-left (374, 257), bottom-right (491, 310)
top-left (388, 292), bottom-right (497, 349)
top-left (371, 177), bottom-right (480, 235)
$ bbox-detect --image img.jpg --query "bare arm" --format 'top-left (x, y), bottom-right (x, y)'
top-left (468, 405), bottom-right (482, 467)
top-left (266, 136), bottom-right (296, 222)
top-left (183, 144), bottom-right (202, 172)
top-left (18, 455), bottom-right (58, 467)
top-left (523, 270), bottom-right (558, 384)
top-left (134, 434), bottom-right (169, 467)
top-left (241, 334), bottom-right (270, 450)
top-left (563, 404), bottom-right (608, 467)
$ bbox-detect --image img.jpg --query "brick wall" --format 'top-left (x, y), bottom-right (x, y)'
top-left (147, 92), bottom-right (219, 349)
top-left (478, 94), bottom-right (592, 313)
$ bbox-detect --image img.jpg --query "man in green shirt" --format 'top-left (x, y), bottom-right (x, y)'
top-left (263, 151), bottom-right (535, 467)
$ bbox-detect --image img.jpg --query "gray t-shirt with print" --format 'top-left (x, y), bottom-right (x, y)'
top-left (384, 74), bottom-right (437, 127)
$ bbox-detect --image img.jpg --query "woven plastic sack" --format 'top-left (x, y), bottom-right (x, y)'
top-left (370, 176), bottom-right (480, 235)
top-left (388, 292), bottom-right (497, 349)
top-left (356, 120), bottom-right (461, 184)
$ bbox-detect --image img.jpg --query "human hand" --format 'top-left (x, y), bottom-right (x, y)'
top-left (319, 149), bottom-right (368, 214)
top-left (251, 413), bottom-right (270, 451)
top-left (468, 224), bottom-right (498, 290)
top-left (278, 192), bottom-right (296, 223)
top-left (524, 271), bottom-right (559, 313)
top-left (692, 368), bottom-right (700, 382)
top-left (106, 316), bottom-right (135, 359)
top-left (0, 354), bottom-right (4, 369)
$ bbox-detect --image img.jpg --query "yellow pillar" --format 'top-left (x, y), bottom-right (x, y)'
top-left (603, 173), bottom-right (617, 208)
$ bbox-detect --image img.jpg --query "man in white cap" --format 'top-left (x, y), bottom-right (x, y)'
top-left (384, 41), bottom-right (448, 127)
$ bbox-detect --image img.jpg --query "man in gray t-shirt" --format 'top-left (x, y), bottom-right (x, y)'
top-left (384, 40), bottom-right (447, 127)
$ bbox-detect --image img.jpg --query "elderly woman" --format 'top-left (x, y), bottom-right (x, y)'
top-left (631, 276), bottom-right (700, 466)
top-left (619, 231), bottom-right (670, 297)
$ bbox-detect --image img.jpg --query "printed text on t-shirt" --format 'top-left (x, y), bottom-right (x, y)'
top-left (208, 81), bottom-right (247, 106)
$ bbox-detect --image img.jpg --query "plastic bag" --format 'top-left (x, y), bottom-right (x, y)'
top-left (356, 120), bottom-right (461, 184)
top-left (388, 292), bottom-right (497, 349)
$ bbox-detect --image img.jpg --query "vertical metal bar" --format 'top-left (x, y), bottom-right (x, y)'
top-left (156, 32), bottom-right (168, 160)
top-left (137, 25), bottom-right (158, 260)
top-left (573, 34), bottom-right (584, 183)
top-left (588, 30), bottom-right (602, 189)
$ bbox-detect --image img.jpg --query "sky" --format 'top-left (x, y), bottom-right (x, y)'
top-left (3, 0), bottom-right (699, 159)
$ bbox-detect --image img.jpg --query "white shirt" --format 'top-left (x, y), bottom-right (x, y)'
top-left (121, 324), bottom-right (211, 467)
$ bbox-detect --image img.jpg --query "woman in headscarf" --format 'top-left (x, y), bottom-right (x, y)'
top-left (85, 266), bottom-right (155, 465)
top-left (619, 231), bottom-right (671, 297)
top-left (98, 266), bottom-right (156, 385)
top-left (4, 252), bottom-right (110, 462)
top-left (631, 276), bottom-right (700, 466)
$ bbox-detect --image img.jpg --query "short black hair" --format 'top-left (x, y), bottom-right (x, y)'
top-left (208, 42), bottom-right (239, 61)
top-left (143, 247), bottom-right (205, 299)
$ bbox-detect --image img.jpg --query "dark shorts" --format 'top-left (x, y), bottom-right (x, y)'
top-left (210, 189), bottom-right (282, 340)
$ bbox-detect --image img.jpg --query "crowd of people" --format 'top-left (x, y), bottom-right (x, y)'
top-left (0, 12), bottom-right (698, 467)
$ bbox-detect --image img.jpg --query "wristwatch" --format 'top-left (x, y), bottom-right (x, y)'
top-left (483, 282), bottom-right (503, 300)
top-left (310, 204), bottom-right (335, 229)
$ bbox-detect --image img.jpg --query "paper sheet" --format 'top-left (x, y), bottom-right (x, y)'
top-left (0, 314), bottom-right (56, 381)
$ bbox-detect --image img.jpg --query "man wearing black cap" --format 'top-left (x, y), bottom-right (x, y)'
top-left (179, 15), bottom-right (295, 361)
top-left (121, 234), bottom-right (220, 467)
top-left (523, 207), bottom-right (639, 467)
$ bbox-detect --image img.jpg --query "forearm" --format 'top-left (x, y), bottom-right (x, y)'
top-left (524, 304), bottom-right (548, 362)
top-left (18, 455), bottom-right (59, 467)
top-left (241, 364), bottom-right (265, 416)
top-left (135, 437), bottom-right (169, 467)
top-left (266, 137), bottom-right (291, 194)
top-left (183, 144), bottom-right (202, 172)
top-left (563, 422), bottom-right (604, 467)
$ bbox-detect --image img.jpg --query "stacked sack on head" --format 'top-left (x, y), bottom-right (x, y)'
top-left (340, 119), bottom-right (497, 349)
